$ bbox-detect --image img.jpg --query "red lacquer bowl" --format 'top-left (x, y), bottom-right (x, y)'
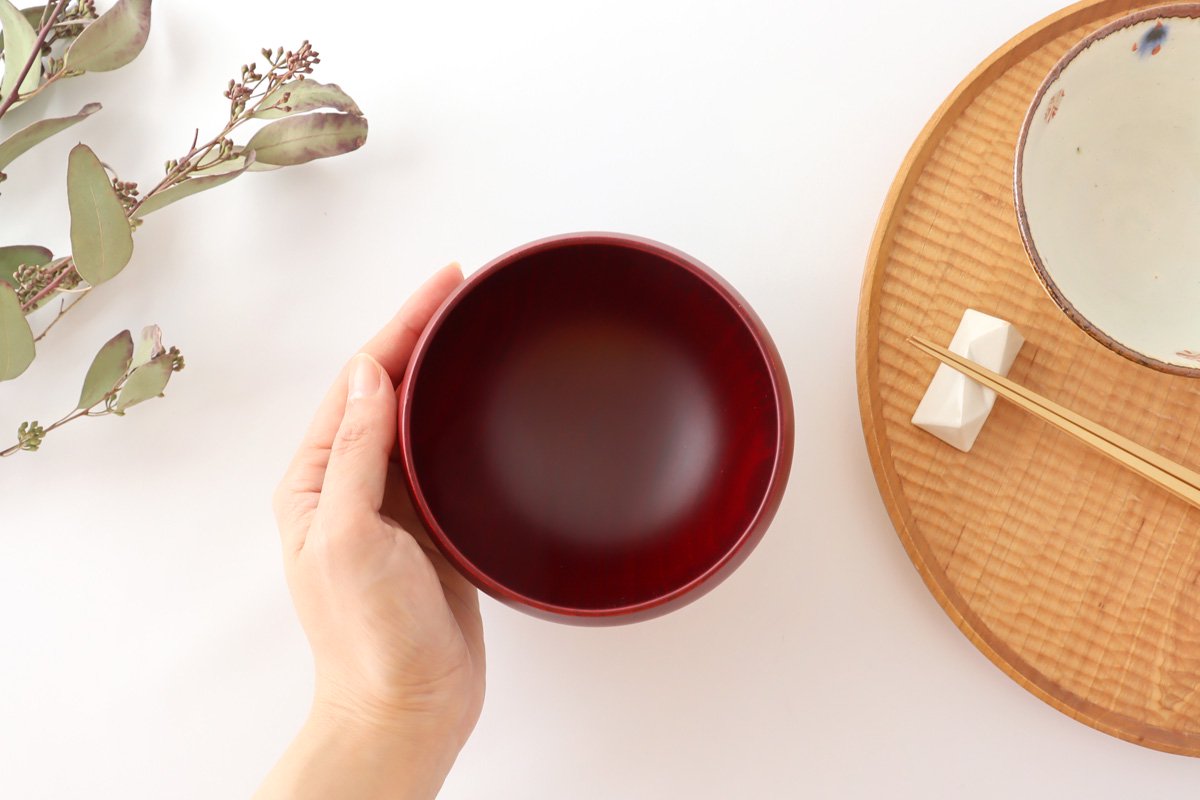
top-left (399, 233), bottom-right (792, 624)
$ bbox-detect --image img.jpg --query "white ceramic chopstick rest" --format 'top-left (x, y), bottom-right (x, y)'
top-left (911, 309), bottom-right (1025, 452)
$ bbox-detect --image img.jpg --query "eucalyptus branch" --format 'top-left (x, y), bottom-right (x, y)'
top-left (9, 40), bottom-right (361, 357)
top-left (0, 10), bottom-right (366, 459)
top-left (34, 292), bottom-right (86, 341)
top-left (0, 0), bottom-right (69, 121)
top-left (18, 46), bottom-right (323, 328)
top-left (133, 42), bottom-right (322, 214)
top-left (12, 65), bottom-right (71, 104)
top-left (0, 408), bottom-right (83, 456)
top-left (1, 326), bottom-right (184, 456)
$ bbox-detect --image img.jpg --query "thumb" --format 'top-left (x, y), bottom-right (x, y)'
top-left (318, 353), bottom-right (397, 521)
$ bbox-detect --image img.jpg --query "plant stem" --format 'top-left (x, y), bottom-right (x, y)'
top-left (130, 57), bottom-right (305, 214)
top-left (23, 46), bottom-right (315, 338)
top-left (0, 406), bottom-right (90, 456)
top-left (0, 0), bottom-right (69, 122)
top-left (131, 122), bottom-right (243, 215)
top-left (12, 67), bottom-right (71, 105)
top-left (34, 292), bottom-right (87, 341)
top-left (48, 17), bottom-right (93, 29)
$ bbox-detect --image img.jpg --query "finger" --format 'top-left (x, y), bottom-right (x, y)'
top-left (318, 354), bottom-right (397, 524)
top-left (277, 263), bottom-right (463, 506)
top-left (301, 262), bottom-right (463, 454)
top-left (363, 262), bottom-right (464, 381)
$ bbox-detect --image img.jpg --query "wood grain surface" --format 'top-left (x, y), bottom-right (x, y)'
top-left (857, 0), bottom-right (1200, 756)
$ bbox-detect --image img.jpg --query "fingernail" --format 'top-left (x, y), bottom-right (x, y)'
top-left (348, 354), bottom-right (380, 401)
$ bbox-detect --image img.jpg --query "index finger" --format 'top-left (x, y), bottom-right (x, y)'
top-left (362, 262), bottom-right (465, 381)
top-left (278, 263), bottom-right (464, 506)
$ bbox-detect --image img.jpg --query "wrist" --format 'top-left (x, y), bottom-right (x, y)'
top-left (311, 693), bottom-right (461, 749)
top-left (265, 708), bottom-right (457, 800)
top-left (311, 671), bottom-right (473, 750)
top-left (309, 691), bottom-right (462, 784)
top-left (254, 702), bottom-right (459, 800)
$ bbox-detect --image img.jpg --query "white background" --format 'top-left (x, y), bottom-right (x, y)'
top-left (3, 1), bottom-right (1199, 797)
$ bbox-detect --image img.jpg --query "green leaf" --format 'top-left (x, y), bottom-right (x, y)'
top-left (0, 281), bottom-right (33, 381)
top-left (0, 0), bottom-right (41, 99)
top-left (68, 143), bottom-right (133, 286)
top-left (0, 103), bottom-right (101, 171)
top-left (190, 149), bottom-right (280, 177)
top-left (63, 0), bottom-right (150, 72)
top-left (77, 329), bottom-right (132, 409)
top-left (246, 157), bottom-right (280, 172)
top-left (191, 147), bottom-right (235, 173)
top-left (129, 323), bottom-right (161, 368)
top-left (0, 6), bottom-right (45, 53)
top-left (191, 153), bottom-right (245, 176)
top-left (246, 112), bottom-right (368, 166)
top-left (113, 353), bottom-right (171, 412)
top-left (136, 150), bottom-right (256, 217)
top-left (0, 243), bottom-right (50, 286)
top-left (253, 80), bottom-right (363, 120)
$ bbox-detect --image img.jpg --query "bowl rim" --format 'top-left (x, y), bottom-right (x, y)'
top-left (397, 231), bottom-right (794, 622)
top-left (1014, 3), bottom-right (1200, 377)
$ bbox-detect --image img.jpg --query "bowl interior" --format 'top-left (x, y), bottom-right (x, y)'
top-left (1018, 8), bottom-right (1200, 371)
top-left (405, 240), bottom-right (782, 613)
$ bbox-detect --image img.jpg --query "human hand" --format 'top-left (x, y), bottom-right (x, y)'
top-left (257, 264), bottom-right (484, 800)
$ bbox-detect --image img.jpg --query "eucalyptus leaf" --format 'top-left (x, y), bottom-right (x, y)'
top-left (190, 153), bottom-right (246, 177)
top-left (63, 0), bottom-right (150, 72)
top-left (244, 152), bottom-right (281, 172)
top-left (192, 149), bottom-right (278, 176)
top-left (0, 6), bottom-right (45, 53)
top-left (245, 112), bottom-right (368, 166)
top-left (77, 329), bottom-right (132, 409)
top-left (0, 103), bottom-right (101, 171)
top-left (68, 143), bottom-right (133, 285)
top-left (0, 281), bottom-right (34, 381)
top-left (0, 0), bottom-right (41, 99)
top-left (253, 80), bottom-right (363, 120)
top-left (136, 150), bottom-right (256, 216)
top-left (0, 243), bottom-right (50, 286)
top-left (113, 354), bottom-right (171, 412)
top-left (129, 323), bottom-right (161, 368)
top-left (192, 146), bottom-right (232, 172)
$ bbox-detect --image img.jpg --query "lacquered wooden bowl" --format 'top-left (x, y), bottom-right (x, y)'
top-left (399, 233), bottom-right (792, 624)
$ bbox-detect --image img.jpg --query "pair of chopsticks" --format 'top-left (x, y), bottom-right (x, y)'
top-left (908, 335), bottom-right (1200, 509)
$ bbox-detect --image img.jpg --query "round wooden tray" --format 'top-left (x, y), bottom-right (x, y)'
top-left (858, 0), bottom-right (1200, 756)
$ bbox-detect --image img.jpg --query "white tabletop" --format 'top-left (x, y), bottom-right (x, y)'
top-left (5, 0), bottom-right (1200, 797)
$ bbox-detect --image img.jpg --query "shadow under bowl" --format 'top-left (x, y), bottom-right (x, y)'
top-left (399, 233), bottom-right (792, 624)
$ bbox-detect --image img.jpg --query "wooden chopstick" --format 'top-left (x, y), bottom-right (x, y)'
top-left (908, 335), bottom-right (1200, 509)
